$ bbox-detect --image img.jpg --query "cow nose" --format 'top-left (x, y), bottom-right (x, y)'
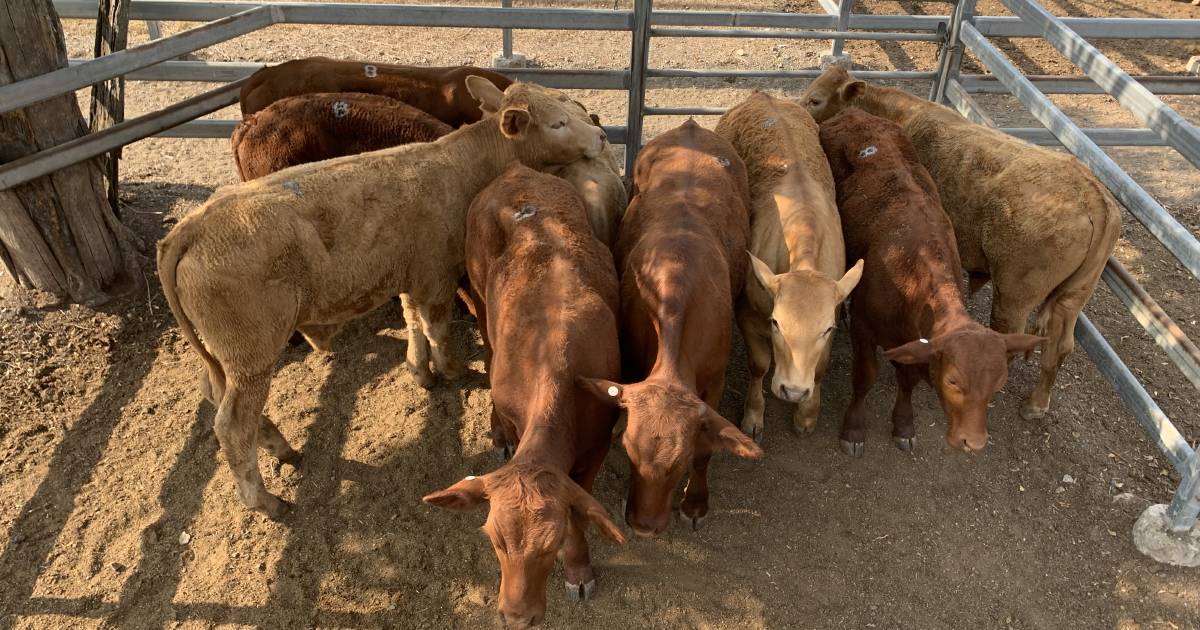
top-left (947, 431), bottom-right (989, 452)
top-left (625, 508), bottom-right (668, 538)
top-left (779, 385), bottom-right (811, 402)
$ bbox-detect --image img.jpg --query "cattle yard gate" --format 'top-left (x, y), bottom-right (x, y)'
top-left (2, 0), bottom-right (1199, 561)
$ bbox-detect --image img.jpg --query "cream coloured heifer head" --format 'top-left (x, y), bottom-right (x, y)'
top-left (465, 77), bottom-right (606, 168)
top-left (750, 254), bottom-right (863, 405)
top-left (800, 64), bottom-right (867, 123)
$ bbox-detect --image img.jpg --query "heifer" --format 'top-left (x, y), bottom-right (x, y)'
top-left (715, 91), bottom-right (862, 441)
top-left (543, 120), bottom-right (627, 249)
top-left (803, 65), bottom-right (1120, 420)
top-left (425, 166), bottom-right (625, 629)
top-left (231, 92), bottom-right (452, 181)
top-left (157, 79), bottom-right (605, 519)
top-left (239, 57), bottom-right (513, 126)
top-left (819, 108), bottom-right (1044, 456)
top-left (579, 120), bottom-right (762, 537)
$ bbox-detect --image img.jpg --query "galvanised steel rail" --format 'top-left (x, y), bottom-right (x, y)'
top-left (999, 0), bottom-right (1200, 169)
top-left (961, 75), bottom-right (1200, 96)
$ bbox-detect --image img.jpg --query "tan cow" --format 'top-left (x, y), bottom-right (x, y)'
top-left (802, 65), bottom-right (1120, 420)
top-left (157, 79), bottom-right (605, 519)
top-left (544, 128), bottom-right (627, 250)
top-left (715, 92), bottom-right (862, 441)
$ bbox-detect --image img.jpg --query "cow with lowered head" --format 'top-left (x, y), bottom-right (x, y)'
top-left (425, 166), bottom-right (625, 630)
top-left (579, 120), bottom-right (762, 537)
top-left (818, 107), bottom-right (1043, 456)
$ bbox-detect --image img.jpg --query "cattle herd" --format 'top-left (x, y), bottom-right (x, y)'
top-left (155, 57), bottom-right (1121, 628)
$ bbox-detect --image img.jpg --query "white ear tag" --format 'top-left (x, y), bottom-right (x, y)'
top-left (607, 386), bottom-right (619, 397)
top-left (919, 338), bottom-right (929, 344)
top-left (464, 475), bottom-right (477, 481)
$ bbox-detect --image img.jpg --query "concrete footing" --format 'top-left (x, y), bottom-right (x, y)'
top-left (1132, 504), bottom-right (1200, 567)
top-left (820, 53), bottom-right (852, 70)
top-left (492, 52), bottom-right (529, 69)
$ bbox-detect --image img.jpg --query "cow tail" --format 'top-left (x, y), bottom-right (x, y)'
top-left (157, 227), bottom-right (225, 394)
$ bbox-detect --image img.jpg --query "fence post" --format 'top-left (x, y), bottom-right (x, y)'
top-left (930, 0), bottom-right (976, 102)
top-left (1166, 453), bottom-right (1200, 533)
top-left (502, 0), bottom-right (512, 59)
top-left (90, 0), bottom-right (129, 219)
top-left (624, 0), bottom-right (651, 177)
top-left (829, 0), bottom-right (852, 59)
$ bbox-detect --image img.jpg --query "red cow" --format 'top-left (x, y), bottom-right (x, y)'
top-left (579, 120), bottom-right (762, 538)
top-left (239, 57), bottom-right (513, 127)
top-left (818, 108), bottom-right (1044, 456)
top-left (424, 166), bottom-right (626, 630)
top-left (231, 92), bottom-right (452, 181)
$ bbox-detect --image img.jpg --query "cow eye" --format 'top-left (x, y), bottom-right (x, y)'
top-left (550, 120), bottom-right (566, 129)
top-left (808, 98), bottom-right (821, 106)
top-left (822, 326), bottom-right (834, 336)
top-left (770, 318), bottom-right (780, 330)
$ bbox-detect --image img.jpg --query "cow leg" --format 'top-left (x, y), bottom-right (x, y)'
top-left (200, 364), bottom-right (226, 407)
top-left (679, 454), bottom-right (712, 531)
top-left (891, 363), bottom-right (920, 452)
top-left (490, 407), bottom-right (514, 461)
top-left (215, 371), bottom-right (291, 520)
top-left (840, 317), bottom-right (877, 458)
top-left (414, 295), bottom-right (466, 381)
top-left (561, 510), bottom-right (596, 601)
top-left (399, 293), bottom-right (435, 389)
top-left (735, 300), bottom-right (770, 442)
top-left (258, 416), bottom-right (302, 472)
top-left (1022, 292), bottom-right (1085, 420)
top-left (989, 276), bottom-right (1038, 338)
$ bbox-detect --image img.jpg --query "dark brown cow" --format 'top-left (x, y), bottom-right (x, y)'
top-left (424, 166), bottom-right (625, 630)
top-left (578, 120), bottom-right (762, 538)
top-left (819, 108), bottom-right (1044, 456)
top-left (239, 57), bottom-right (513, 126)
top-left (231, 92), bottom-right (452, 181)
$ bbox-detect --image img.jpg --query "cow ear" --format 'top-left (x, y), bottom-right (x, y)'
top-left (703, 408), bottom-right (764, 460)
top-left (747, 251), bottom-right (779, 294)
top-left (569, 484), bottom-right (627, 545)
top-left (575, 376), bottom-right (626, 407)
top-left (500, 106), bottom-right (531, 138)
top-left (840, 79), bottom-right (866, 103)
top-left (835, 259), bottom-right (864, 302)
top-left (465, 75), bottom-right (504, 115)
top-left (1002, 333), bottom-right (1046, 358)
top-left (882, 338), bottom-right (937, 365)
top-left (423, 475), bottom-right (488, 511)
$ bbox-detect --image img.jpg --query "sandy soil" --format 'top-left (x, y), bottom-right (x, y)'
top-left (2, 0), bottom-right (1200, 628)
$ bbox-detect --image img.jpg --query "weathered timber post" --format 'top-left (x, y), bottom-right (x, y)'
top-left (0, 0), bottom-right (142, 305)
top-left (90, 0), bottom-right (129, 218)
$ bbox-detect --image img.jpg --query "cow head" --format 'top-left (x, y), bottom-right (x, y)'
top-left (423, 465), bottom-right (625, 629)
top-left (883, 328), bottom-right (1044, 452)
top-left (578, 378), bottom-right (762, 537)
top-left (466, 77), bottom-right (605, 168)
top-left (750, 254), bottom-right (863, 429)
top-left (800, 63), bottom-right (866, 123)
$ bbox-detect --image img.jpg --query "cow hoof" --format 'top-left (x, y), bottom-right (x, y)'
top-left (1019, 402), bottom-right (1048, 421)
top-left (260, 497), bottom-right (293, 522)
top-left (438, 361), bottom-right (467, 381)
top-left (743, 422), bottom-right (764, 443)
top-left (494, 444), bottom-right (514, 462)
top-left (565, 579), bottom-right (596, 602)
top-left (840, 439), bottom-right (865, 458)
top-left (406, 363), bottom-right (436, 389)
top-left (678, 510), bottom-right (707, 532)
top-left (893, 436), bottom-right (916, 452)
top-left (792, 423), bottom-right (816, 437)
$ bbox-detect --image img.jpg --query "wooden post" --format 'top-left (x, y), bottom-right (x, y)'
top-left (0, 0), bottom-right (142, 305)
top-left (90, 0), bottom-right (129, 218)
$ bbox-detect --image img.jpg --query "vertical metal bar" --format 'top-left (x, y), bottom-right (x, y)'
top-left (830, 0), bottom-right (852, 57)
top-left (145, 20), bottom-right (163, 39)
top-left (931, 0), bottom-right (976, 103)
top-left (961, 23), bottom-right (1200, 282)
top-left (1166, 452), bottom-right (1200, 533)
top-left (624, 0), bottom-right (652, 176)
top-left (501, 0), bottom-right (513, 59)
top-left (999, 0), bottom-right (1200, 169)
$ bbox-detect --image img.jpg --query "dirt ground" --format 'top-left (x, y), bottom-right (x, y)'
top-left (2, 0), bottom-right (1200, 628)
